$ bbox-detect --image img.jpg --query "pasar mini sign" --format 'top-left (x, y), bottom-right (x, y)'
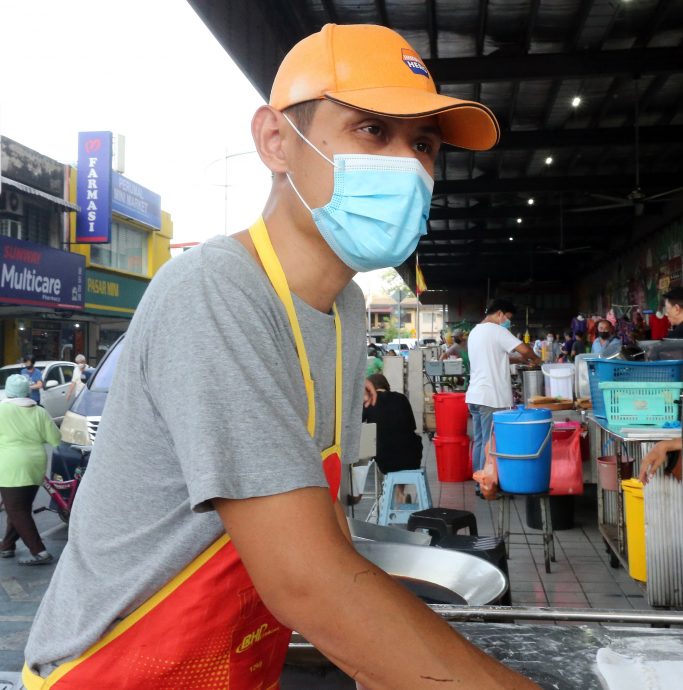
top-left (0, 237), bottom-right (85, 309)
top-left (76, 131), bottom-right (113, 244)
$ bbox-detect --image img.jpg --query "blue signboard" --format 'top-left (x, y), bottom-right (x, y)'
top-left (112, 172), bottom-right (161, 230)
top-left (0, 237), bottom-right (85, 310)
top-left (76, 131), bottom-right (113, 243)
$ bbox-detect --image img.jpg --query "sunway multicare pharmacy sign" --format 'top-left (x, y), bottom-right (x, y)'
top-left (76, 131), bottom-right (113, 243)
top-left (0, 237), bottom-right (85, 309)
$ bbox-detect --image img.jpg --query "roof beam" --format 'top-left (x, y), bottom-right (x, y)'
top-left (476, 0), bottom-right (488, 56)
top-left (319, 0), bottom-right (339, 24)
top-left (426, 0), bottom-right (438, 59)
top-left (428, 204), bottom-right (632, 221)
top-left (523, 0), bottom-right (542, 53)
top-left (477, 125), bottom-right (683, 150)
top-left (434, 172), bottom-right (676, 195)
top-left (374, 0), bottom-right (389, 26)
top-left (425, 48), bottom-right (683, 84)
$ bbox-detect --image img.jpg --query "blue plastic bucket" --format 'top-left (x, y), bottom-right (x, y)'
top-left (492, 407), bottom-right (552, 494)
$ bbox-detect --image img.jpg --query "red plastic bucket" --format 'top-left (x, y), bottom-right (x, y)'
top-left (433, 393), bottom-right (468, 436)
top-left (434, 435), bottom-right (471, 482)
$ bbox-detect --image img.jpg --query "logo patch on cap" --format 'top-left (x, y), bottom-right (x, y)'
top-left (401, 49), bottom-right (429, 78)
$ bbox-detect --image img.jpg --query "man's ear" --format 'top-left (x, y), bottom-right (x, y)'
top-left (251, 105), bottom-right (290, 174)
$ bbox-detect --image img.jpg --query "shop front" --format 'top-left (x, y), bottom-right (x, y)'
top-left (0, 236), bottom-right (85, 365)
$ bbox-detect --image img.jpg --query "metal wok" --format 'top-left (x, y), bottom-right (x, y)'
top-left (354, 540), bottom-right (507, 606)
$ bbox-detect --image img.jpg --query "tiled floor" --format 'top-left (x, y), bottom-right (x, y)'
top-left (351, 434), bottom-right (654, 614)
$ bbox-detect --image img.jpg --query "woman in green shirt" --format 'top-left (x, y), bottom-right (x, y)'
top-left (0, 374), bottom-right (61, 565)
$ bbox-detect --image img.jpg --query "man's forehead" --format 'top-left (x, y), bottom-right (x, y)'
top-left (318, 100), bottom-right (442, 134)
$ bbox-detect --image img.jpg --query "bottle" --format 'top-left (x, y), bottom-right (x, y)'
top-left (524, 328), bottom-right (530, 344)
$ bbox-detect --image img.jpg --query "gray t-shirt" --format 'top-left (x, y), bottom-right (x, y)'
top-left (25, 236), bottom-right (366, 675)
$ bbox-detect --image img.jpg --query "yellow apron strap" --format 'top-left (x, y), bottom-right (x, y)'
top-left (249, 217), bottom-right (342, 446)
top-left (332, 304), bottom-right (342, 448)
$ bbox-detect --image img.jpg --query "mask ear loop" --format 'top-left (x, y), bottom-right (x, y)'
top-left (282, 112), bottom-right (336, 166)
top-left (281, 111), bottom-right (338, 213)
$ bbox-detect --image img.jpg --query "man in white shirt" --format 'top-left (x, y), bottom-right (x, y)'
top-left (466, 299), bottom-right (541, 497)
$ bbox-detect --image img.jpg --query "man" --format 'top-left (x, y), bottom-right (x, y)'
top-left (65, 354), bottom-right (87, 402)
top-left (559, 331), bottom-right (574, 362)
top-left (466, 299), bottom-right (541, 498)
top-left (365, 345), bottom-right (384, 377)
top-left (663, 287), bottom-right (683, 338)
top-left (541, 331), bottom-right (560, 363)
top-left (591, 319), bottom-right (620, 354)
top-left (20, 356), bottom-right (42, 405)
top-left (24, 24), bottom-right (538, 690)
top-left (570, 331), bottom-right (586, 361)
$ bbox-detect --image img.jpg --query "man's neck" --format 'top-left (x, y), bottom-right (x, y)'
top-left (235, 198), bottom-right (355, 314)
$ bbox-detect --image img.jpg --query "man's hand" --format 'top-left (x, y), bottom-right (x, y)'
top-left (364, 378), bottom-right (377, 408)
top-left (514, 343), bottom-right (541, 366)
top-left (639, 438), bottom-right (682, 484)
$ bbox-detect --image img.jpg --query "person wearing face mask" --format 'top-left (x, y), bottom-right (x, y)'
top-left (591, 319), bottom-right (619, 354)
top-left (466, 299), bottom-right (541, 498)
top-left (541, 331), bottom-right (561, 363)
top-left (23, 23), bottom-right (540, 690)
top-left (65, 354), bottom-right (88, 403)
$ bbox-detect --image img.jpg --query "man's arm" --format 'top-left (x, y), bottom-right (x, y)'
top-left (214, 489), bottom-right (539, 690)
top-left (513, 343), bottom-right (542, 366)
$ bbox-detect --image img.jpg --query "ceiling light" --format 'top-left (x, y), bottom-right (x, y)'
top-left (75, 323), bottom-right (81, 328)
top-left (545, 156), bottom-right (553, 165)
top-left (509, 237), bottom-right (514, 241)
top-left (516, 217), bottom-right (522, 224)
top-left (571, 96), bottom-right (581, 108)
top-left (527, 198), bottom-right (535, 206)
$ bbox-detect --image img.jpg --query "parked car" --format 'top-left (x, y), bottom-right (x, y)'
top-left (0, 360), bottom-right (76, 424)
top-left (385, 342), bottom-right (410, 358)
top-left (53, 336), bottom-right (125, 479)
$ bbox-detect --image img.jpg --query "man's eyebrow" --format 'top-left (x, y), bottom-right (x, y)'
top-left (415, 124), bottom-right (442, 138)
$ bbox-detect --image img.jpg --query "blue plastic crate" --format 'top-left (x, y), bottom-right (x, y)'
top-left (587, 358), bottom-right (683, 420)
top-left (598, 382), bottom-right (683, 427)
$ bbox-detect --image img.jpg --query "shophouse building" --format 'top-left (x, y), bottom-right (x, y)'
top-left (0, 134), bottom-right (172, 366)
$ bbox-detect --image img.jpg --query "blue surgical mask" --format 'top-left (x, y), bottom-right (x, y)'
top-left (501, 319), bottom-right (511, 330)
top-left (283, 114), bottom-right (434, 272)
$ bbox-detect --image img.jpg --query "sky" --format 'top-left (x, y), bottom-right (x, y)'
top-left (0, 0), bottom-right (391, 294)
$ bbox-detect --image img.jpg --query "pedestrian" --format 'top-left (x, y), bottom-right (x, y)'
top-left (466, 299), bottom-right (541, 498)
top-left (66, 354), bottom-right (88, 403)
top-left (0, 375), bottom-right (61, 565)
top-left (570, 332), bottom-right (586, 361)
top-left (20, 356), bottom-right (42, 405)
top-left (559, 331), bottom-right (574, 363)
top-left (365, 345), bottom-right (384, 377)
top-left (23, 24), bottom-right (538, 690)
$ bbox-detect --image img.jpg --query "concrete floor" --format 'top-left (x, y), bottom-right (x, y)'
top-left (348, 433), bottom-right (653, 613)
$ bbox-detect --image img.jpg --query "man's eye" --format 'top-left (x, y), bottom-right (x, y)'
top-left (415, 141), bottom-right (433, 154)
top-left (361, 124), bottom-right (383, 136)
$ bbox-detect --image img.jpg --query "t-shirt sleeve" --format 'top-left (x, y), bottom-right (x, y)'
top-left (140, 248), bottom-right (328, 512)
top-left (497, 327), bottom-right (523, 353)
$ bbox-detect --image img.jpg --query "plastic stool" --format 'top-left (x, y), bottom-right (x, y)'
top-left (436, 535), bottom-right (511, 605)
top-left (377, 469), bottom-right (432, 526)
top-left (407, 507), bottom-right (478, 543)
top-left (497, 492), bottom-right (555, 573)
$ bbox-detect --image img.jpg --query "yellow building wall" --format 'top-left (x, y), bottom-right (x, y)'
top-left (68, 167), bottom-right (173, 278)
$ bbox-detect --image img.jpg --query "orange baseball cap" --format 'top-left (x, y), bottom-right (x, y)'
top-left (270, 24), bottom-right (500, 151)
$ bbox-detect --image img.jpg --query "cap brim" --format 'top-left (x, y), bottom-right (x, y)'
top-left (325, 87), bottom-right (500, 151)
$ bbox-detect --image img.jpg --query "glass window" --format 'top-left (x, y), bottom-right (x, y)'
top-left (60, 365), bottom-right (75, 382)
top-left (25, 204), bottom-right (50, 245)
top-left (45, 366), bottom-right (62, 385)
top-left (90, 337), bottom-right (124, 392)
top-left (91, 220), bottom-right (149, 276)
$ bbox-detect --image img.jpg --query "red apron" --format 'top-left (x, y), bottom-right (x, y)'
top-left (23, 216), bottom-right (343, 689)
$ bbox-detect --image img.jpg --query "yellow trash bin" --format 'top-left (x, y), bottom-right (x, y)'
top-left (621, 478), bottom-right (646, 582)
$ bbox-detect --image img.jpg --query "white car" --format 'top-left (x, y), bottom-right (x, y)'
top-left (0, 360), bottom-right (76, 424)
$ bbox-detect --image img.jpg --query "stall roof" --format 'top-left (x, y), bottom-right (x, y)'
top-left (187, 0), bottom-right (683, 290)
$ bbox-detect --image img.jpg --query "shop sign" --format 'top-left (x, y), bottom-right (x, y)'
top-left (112, 172), bottom-right (161, 230)
top-left (0, 237), bottom-right (84, 309)
top-left (85, 268), bottom-right (148, 316)
top-left (76, 131), bottom-right (113, 244)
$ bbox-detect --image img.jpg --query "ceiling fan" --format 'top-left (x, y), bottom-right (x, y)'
top-left (536, 199), bottom-right (592, 255)
top-left (568, 80), bottom-right (683, 216)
